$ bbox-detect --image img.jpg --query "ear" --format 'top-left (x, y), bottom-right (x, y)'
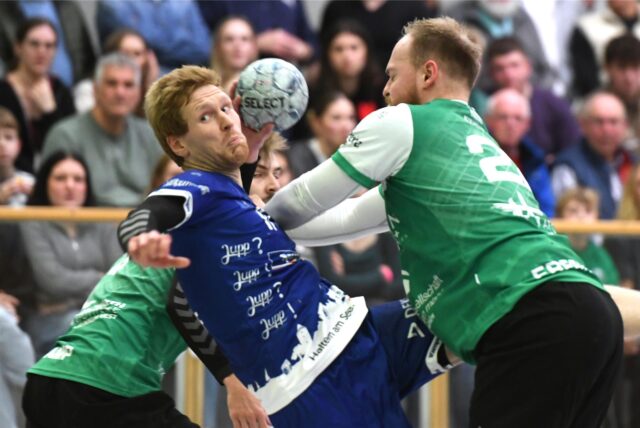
top-left (420, 60), bottom-right (439, 89)
top-left (167, 135), bottom-right (189, 159)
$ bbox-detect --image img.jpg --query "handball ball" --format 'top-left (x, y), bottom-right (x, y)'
top-left (237, 58), bottom-right (309, 131)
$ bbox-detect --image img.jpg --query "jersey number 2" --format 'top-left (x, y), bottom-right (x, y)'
top-left (465, 135), bottom-right (531, 190)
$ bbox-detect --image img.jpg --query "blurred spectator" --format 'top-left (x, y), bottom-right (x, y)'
top-left (149, 154), bottom-right (182, 191)
top-left (487, 37), bottom-right (581, 162)
top-left (484, 89), bottom-right (555, 217)
top-left (552, 91), bottom-right (636, 219)
top-left (607, 164), bottom-right (640, 290)
top-left (0, 0), bottom-right (97, 88)
top-left (21, 151), bottom-right (121, 357)
top-left (556, 188), bottom-right (619, 285)
top-left (0, 302), bottom-right (34, 428)
top-left (210, 16), bottom-right (259, 95)
top-left (42, 53), bottom-right (163, 207)
top-left (604, 163), bottom-right (640, 427)
top-left (273, 150), bottom-right (293, 188)
top-left (315, 20), bottom-right (384, 123)
top-left (603, 34), bottom-right (640, 150)
top-left (521, 0), bottom-right (594, 96)
top-left (289, 91), bottom-right (356, 178)
top-left (0, 18), bottom-right (75, 173)
top-left (446, 0), bottom-right (553, 93)
top-left (97, 0), bottom-right (211, 73)
top-left (75, 28), bottom-right (159, 116)
top-left (320, 0), bottom-right (437, 74)
top-left (197, 0), bottom-right (317, 65)
top-left (570, 0), bottom-right (640, 98)
top-left (0, 107), bottom-right (33, 206)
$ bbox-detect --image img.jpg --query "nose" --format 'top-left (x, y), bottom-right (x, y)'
top-left (220, 111), bottom-right (234, 130)
top-left (382, 81), bottom-right (390, 99)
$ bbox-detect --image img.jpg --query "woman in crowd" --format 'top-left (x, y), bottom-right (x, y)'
top-left (313, 20), bottom-right (384, 122)
top-left (0, 18), bottom-right (75, 172)
top-left (20, 151), bottom-right (121, 357)
top-left (210, 16), bottom-right (259, 95)
top-left (288, 90), bottom-right (356, 178)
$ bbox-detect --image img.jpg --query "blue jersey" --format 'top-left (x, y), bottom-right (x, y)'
top-left (151, 171), bottom-right (368, 413)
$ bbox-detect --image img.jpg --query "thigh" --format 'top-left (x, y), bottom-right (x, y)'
top-left (270, 320), bottom-right (410, 428)
top-left (370, 299), bottom-right (442, 398)
top-left (470, 282), bottom-right (623, 428)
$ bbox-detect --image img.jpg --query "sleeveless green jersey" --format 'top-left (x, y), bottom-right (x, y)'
top-left (29, 255), bottom-right (187, 397)
top-left (332, 100), bottom-right (603, 363)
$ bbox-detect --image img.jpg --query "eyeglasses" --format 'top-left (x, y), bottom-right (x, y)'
top-left (24, 39), bottom-right (56, 50)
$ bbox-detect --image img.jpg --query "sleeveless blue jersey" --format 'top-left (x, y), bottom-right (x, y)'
top-left (151, 170), bottom-right (368, 413)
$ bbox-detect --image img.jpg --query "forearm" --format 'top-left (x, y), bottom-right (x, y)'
top-left (167, 281), bottom-right (233, 384)
top-left (606, 285), bottom-right (640, 339)
top-left (286, 186), bottom-right (388, 247)
top-left (265, 159), bottom-right (362, 230)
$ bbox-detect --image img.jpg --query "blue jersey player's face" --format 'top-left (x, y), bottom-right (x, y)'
top-left (179, 84), bottom-right (249, 171)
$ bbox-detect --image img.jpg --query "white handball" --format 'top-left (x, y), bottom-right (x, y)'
top-left (237, 58), bottom-right (309, 131)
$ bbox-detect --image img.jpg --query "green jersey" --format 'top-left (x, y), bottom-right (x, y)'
top-left (333, 100), bottom-right (602, 363)
top-left (574, 241), bottom-right (620, 286)
top-left (29, 255), bottom-right (186, 397)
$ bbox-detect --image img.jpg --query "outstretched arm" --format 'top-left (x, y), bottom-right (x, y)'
top-left (286, 186), bottom-right (388, 247)
top-left (265, 159), bottom-right (363, 230)
top-left (606, 285), bottom-right (640, 339)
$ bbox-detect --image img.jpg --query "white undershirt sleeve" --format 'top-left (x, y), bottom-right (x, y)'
top-left (265, 159), bottom-right (363, 229)
top-left (265, 104), bottom-right (413, 230)
top-left (286, 187), bottom-right (389, 247)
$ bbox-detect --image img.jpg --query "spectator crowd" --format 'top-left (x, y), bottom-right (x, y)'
top-left (1, 1), bottom-right (640, 427)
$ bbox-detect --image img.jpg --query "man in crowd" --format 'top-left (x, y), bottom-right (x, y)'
top-left (43, 53), bottom-right (163, 206)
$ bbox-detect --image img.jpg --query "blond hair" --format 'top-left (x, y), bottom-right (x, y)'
top-left (144, 66), bottom-right (221, 166)
top-left (556, 187), bottom-right (600, 218)
top-left (403, 17), bottom-right (482, 89)
top-left (618, 164), bottom-right (640, 220)
top-left (259, 131), bottom-right (288, 161)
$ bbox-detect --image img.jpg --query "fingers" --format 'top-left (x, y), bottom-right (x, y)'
top-left (126, 231), bottom-right (191, 268)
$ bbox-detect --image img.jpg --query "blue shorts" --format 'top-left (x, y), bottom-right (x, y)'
top-left (269, 299), bottom-right (439, 428)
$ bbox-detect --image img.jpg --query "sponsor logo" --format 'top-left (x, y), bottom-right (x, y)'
top-left (233, 267), bottom-right (261, 291)
top-left (243, 96), bottom-right (286, 109)
top-left (221, 242), bottom-right (251, 265)
top-left (346, 133), bottom-right (362, 148)
top-left (247, 289), bottom-right (273, 317)
top-left (260, 310), bottom-right (287, 340)
top-left (530, 258), bottom-right (591, 280)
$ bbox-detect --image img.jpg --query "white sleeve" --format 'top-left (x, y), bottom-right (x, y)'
top-left (286, 187), bottom-right (389, 247)
top-left (332, 104), bottom-right (414, 186)
top-left (264, 104), bottom-right (413, 230)
top-left (264, 158), bottom-right (363, 229)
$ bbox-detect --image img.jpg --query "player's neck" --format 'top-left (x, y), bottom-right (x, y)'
top-left (420, 84), bottom-right (470, 105)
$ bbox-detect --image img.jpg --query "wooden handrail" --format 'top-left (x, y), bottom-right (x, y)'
top-left (0, 206), bottom-right (129, 222)
top-left (3, 206), bottom-right (640, 235)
